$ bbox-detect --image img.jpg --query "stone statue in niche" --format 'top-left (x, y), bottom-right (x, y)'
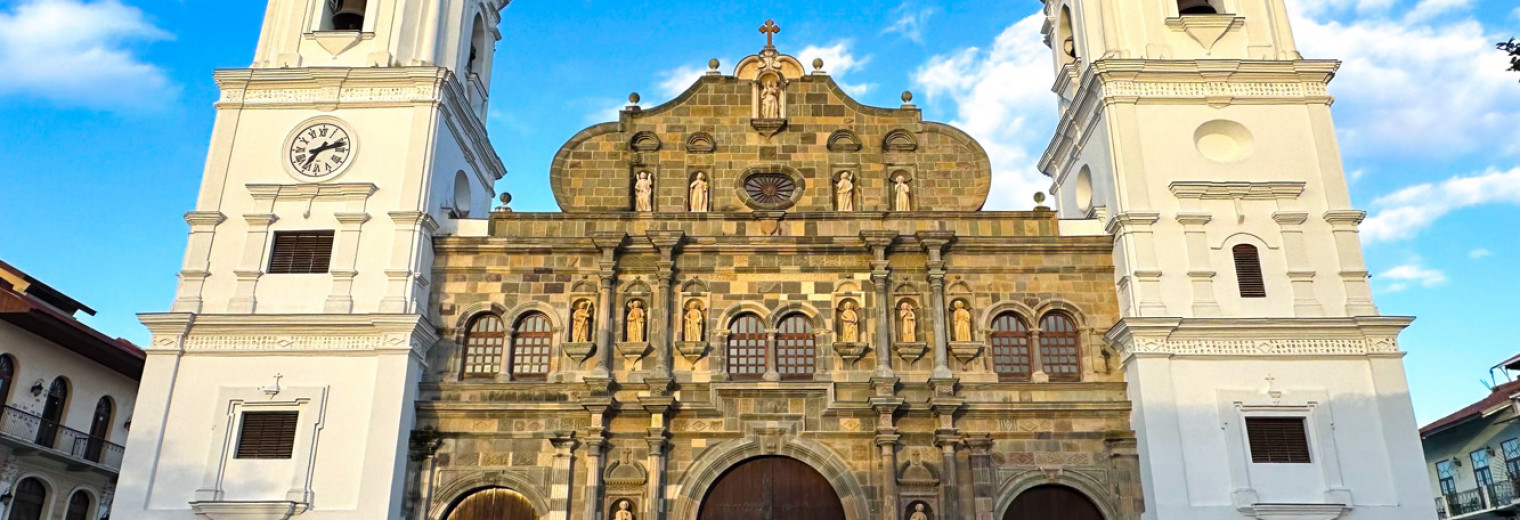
top-left (899, 302), bottom-right (917, 342)
top-left (952, 300), bottom-right (973, 342)
top-left (683, 301), bottom-right (706, 342)
top-left (909, 503), bottom-right (930, 520)
top-left (689, 172), bottom-right (709, 212)
top-left (894, 175), bottom-right (912, 211)
top-left (626, 301), bottom-right (646, 342)
top-left (835, 171), bottom-right (855, 211)
top-left (613, 500), bottom-right (635, 520)
top-left (634, 171), bottom-right (654, 212)
top-left (760, 77), bottom-right (782, 119)
top-left (839, 301), bottom-right (860, 343)
top-left (572, 301), bottom-right (594, 342)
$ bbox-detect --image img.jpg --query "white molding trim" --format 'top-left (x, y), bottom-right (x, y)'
top-left (1107, 317), bottom-right (1411, 360)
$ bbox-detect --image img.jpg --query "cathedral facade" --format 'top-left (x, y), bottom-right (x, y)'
top-left (115, 0), bottom-right (1433, 519)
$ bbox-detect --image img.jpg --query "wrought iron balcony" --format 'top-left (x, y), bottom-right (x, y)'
top-left (0, 405), bottom-right (123, 473)
top-left (1438, 481), bottom-right (1520, 519)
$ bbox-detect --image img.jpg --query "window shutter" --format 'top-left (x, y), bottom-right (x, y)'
top-left (1246, 417), bottom-right (1311, 463)
top-left (268, 231), bottom-right (335, 274)
top-left (1233, 244), bottom-right (1267, 298)
top-left (235, 411), bottom-right (299, 459)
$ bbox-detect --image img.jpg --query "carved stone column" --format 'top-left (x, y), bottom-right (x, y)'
top-left (1028, 329), bottom-right (1047, 383)
top-left (645, 430), bottom-right (669, 520)
top-left (966, 434), bottom-right (995, 520)
top-left (97, 483), bottom-right (115, 520)
top-left (590, 232), bottom-right (627, 379)
top-left (582, 436), bottom-right (608, 520)
top-left (0, 455), bottom-right (19, 520)
top-left (917, 231), bottom-right (955, 380)
top-left (550, 433), bottom-right (579, 520)
top-left (871, 385), bottom-right (904, 520)
top-left (406, 427), bottom-right (443, 520)
top-left (763, 329), bottom-right (781, 382)
top-left (1324, 211), bottom-right (1377, 316)
top-left (935, 436), bottom-right (963, 520)
top-left (862, 231), bottom-right (898, 378)
top-left (648, 231), bottom-right (685, 379)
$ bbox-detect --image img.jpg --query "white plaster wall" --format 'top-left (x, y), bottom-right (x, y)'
top-left (0, 322), bottom-right (138, 444)
top-left (1423, 415), bottom-right (1520, 497)
top-left (252, 0), bottom-right (503, 71)
top-left (1057, 0), bottom-right (1302, 64)
top-left (1128, 355), bottom-right (1435, 519)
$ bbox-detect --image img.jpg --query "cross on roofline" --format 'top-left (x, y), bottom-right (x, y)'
top-left (760, 19), bottom-right (780, 47)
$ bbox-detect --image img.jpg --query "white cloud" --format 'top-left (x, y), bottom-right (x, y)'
top-left (657, 64), bottom-right (709, 98)
top-left (1378, 260), bottom-right (1447, 293)
top-left (1469, 248), bottom-right (1492, 259)
top-left (912, 14), bottom-right (1053, 210)
top-left (1287, 0), bottom-right (1520, 159)
top-left (797, 42), bottom-right (874, 96)
top-left (883, 3), bottom-right (936, 44)
top-left (1362, 167), bottom-right (1520, 243)
top-left (581, 97), bottom-right (627, 124)
top-left (0, 0), bottom-right (173, 110)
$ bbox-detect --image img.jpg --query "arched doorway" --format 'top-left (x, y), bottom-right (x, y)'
top-left (697, 456), bottom-right (845, 520)
top-left (1003, 485), bottom-right (1103, 520)
top-left (444, 487), bottom-right (535, 520)
top-left (10, 477), bottom-right (48, 520)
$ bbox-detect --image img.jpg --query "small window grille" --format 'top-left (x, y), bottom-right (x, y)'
top-left (462, 315), bottom-right (505, 378)
top-left (235, 411), bottom-right (299, 459)
top-left (990, 313), bottom-right (1031, 382)
top-left (268, 231), bottom-right (334, 274)
top-left (727, 315), bottom-right (768, 380)
top-left (510, 313), bottom-right (552, 380)
top-left (775, 315), bottom-right (815, 380)
top-left (1039, 313), bottom-right (1082, 382)
top-left (1233, 244), bottom-right (1267, 298)
top-left (1246, 417), bottom-right (1311, 464)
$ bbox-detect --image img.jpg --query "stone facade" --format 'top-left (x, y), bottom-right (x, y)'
top-left (410, 44), bottom-right (1141, 520)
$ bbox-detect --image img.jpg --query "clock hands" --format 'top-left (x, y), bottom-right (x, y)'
top-left (301, 138), bottom-right (348, 168)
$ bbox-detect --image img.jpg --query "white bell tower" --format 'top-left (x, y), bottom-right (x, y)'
top-left (1039, 0), bottom-right (1436, 518)
top-left (116, 0), bottom-right (508, 518)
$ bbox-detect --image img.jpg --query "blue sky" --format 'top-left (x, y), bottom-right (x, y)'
top-left (0, 0), bottom-right (1516, 424)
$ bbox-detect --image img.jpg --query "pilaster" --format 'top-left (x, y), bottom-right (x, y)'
top-left (229, 213), bottom-right (279, 313)
top-left (173, 211), bottom-right (227, 313)
top-left (917, 231), bottom-right (955, 379)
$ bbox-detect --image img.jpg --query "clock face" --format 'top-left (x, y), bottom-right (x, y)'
top-left (287, 122), bottom-right (352, 178)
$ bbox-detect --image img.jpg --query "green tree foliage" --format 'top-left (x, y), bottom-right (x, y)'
top-left (1501, 39), bottom-right (1520, 81)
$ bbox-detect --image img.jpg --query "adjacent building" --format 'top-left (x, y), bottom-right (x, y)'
top-left (0, 260), bottom-right (142, 520)
top-left (1421, 357), bottom-right (1520, 519)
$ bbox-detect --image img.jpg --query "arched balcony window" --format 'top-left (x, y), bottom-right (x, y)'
top-left (36, 377), bottom-right (68, 448)
top-left (990, 313), bottom-right (1032, 382)
top-left (1039, 313), bottom-right (1082, 382)
top-left (461, 314), bottom-right (505, 378)
top-left (0, 354), bottom-right (14, 404)
top-left (510, 313), bottom-right (552, 380)
top-left (64, 490), bottom-right (91, 520)
top-left (86, 396), bottom-right (113, 462)
top-left (727, 314), bottom-right (768, 380)
top-left (775, 314), bottom-right (816, 380)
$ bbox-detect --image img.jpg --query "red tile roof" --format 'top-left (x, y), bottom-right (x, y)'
top-left (1421, 379), bottom-right (1520, 438)
top-left (0, 283), bottom-right (144, 379)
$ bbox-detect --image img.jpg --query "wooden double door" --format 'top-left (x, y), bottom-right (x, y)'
top-left (1003, 485), bottom-right (1104, 520)
top-left (698, 456), bottom-right (847, 520)
top-left (445, 488), bottom-right (536, 520)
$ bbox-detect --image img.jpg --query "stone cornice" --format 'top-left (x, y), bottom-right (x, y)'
top-left (247, 182), bottom-right (378, 201)
top-left (1169, 181), bottom-right (1307, 200)
top-left (141, 313), bottom-right (438, 356)
top-left (1106, 316), bottom-right (1412, 361)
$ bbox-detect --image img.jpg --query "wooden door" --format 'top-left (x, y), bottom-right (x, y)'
top-left (1003, 485), bottom-right (1104, 520)
top-left (445, 488), bottom-right (536, 520)
top-left (697, 456), bottom-right (846, 520)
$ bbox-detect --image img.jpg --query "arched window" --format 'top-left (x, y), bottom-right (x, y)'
top-left (462, 314), bottom-right (506, 378)
top-left (1178, 0), bottom-right (1221, 15)
top-left (1233, 244), bottom-right (1267, 298)
top-left (990, 313), bottom-right (1032, 382)
top-left (64, 490), bottom-right (91, 520)
top-left (86, 396), bottom-right (113, 462)
top-left (775, 315), bottom-right (816, 380)
top-left (325, 0), bottom-right (367, 31)
top-left (1039, 313), bottom-right (1081, 382)
top-left (10, 478), bottom-right (47, 520)
top-left (0, 354), bottom-right (14, 404)
top-left (727, 314), bottom-right (768, 380)
top-left (509, 313), bottom-right (552, 380)
top-left (36, 377), bottom-right (68, 448)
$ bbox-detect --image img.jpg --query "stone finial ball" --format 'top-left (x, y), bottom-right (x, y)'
top-left (629, 92), bottom-right (641, 104)
top-left (500, 192), bottom-right (513, 205)
top-left (902, 91), bottom-right (914, 103)
top-left (1034, 192), bottom-right (1047, 204)
top-left (709, 58), bottom-right (720, 70)
top-left (813, 58), bottom-right (825, 70)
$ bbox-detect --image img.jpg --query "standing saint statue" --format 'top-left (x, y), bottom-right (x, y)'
top-left (571, 301), bottom-right (594, 343)
top-left (614, 500), bottom-right (635, 520)
top-left (952, 300), bottom-right (973, 342)
top-left (626, 301), bottom-right (646, 342)
top-left (835, 171), bottom-right (855, 211)
top-left (839, 301), bottom-right (860, 343)
top-left (634, 171), bottom-right (654, 212)
top-left (893, 175), bottom-right (912, 211)
top-left (760, 78), bottom-right (782, 119)
top-left (909, 503), bottom-right (930, 520)
top-left (899, 302), bottom-right (918, 342)
top-left (683, 301), bottom-right (705, 342)
top-left (689, 172), bottom-right (709, 212)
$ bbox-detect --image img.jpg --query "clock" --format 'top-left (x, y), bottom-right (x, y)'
top-left (285, 120), bottom-right (354, 179)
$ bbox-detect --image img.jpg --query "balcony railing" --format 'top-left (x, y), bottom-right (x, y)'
top-left (1439, 480), bottom-right (1520, 519)
top-left (0, 405), bottom-right (123, 471)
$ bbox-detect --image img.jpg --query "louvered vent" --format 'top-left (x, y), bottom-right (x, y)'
top-left (268, 231), bottom-right (335, 274)
top-left (1233, 244), bottom-right (1267, 298)
top-left (1246, 417), bottom-right (1311, 464)
top-left (235, 411), bottom-right (299, 459)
